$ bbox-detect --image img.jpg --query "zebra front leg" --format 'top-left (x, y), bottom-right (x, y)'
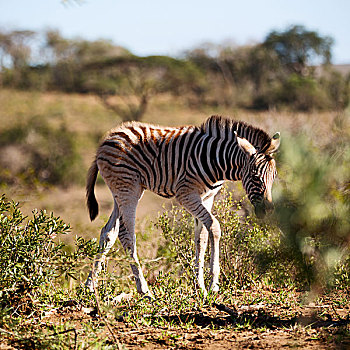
top-left (208, 216), bottom-right (221, 292)
top-left (194, 218), bottom-right (209, 295)
top-left (176, 189), bottom-right (221, 294)
top-left (86, 202), bottom-right (119, 292)
top-left (194, 195), bottom-right (214, 295)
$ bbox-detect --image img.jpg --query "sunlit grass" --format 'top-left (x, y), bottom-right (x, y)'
top-left (1, 89), bottom-right (350, 348)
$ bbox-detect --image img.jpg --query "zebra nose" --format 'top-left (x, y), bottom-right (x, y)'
top-left (265, 200), bottom-right (274, 212)
top-left (254, 199), bottom-right (274, 219)
top-left (254, 205), bottom-right (266, 219)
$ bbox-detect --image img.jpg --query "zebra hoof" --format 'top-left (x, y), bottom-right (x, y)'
top-left (84, 279), bottom-right (95, 293)
top-left (142, 295), bottom-right (153, 302)
top-left (141, 290), bottom-right (154, 301)
top-left (197, 287), bottom-right (208, 298)
top-left (209, 283), bottom-right (220, 293)
top-left (112, 292), bottom-right (133, 303)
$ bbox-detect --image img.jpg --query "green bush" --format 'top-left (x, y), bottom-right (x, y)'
top-left (156, 187), bottom-right (293, 291)
top-left (0, 195), bottom-right (99, 316)
top-left (0, 114), bottom-right (83, 186)
top-left (275, 74), bottom-right (329, 111)
top-left (213, 188), bottom-right (289, 289)
top-left (0, 195), bottom-right (69, 309)
top-left (320, 69), bottom-right (350, 110)
top-left (273, 120), bottom-right (350, 288)
top-left (156, 205), bottom-right (197, 288)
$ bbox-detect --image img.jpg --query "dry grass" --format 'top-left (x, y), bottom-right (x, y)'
top-left (1, 88), bottom-right (347, 246)
top-left (1, 89), bottom-right (350, 350)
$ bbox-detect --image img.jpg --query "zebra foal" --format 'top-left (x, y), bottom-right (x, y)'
top-left (85, 115), bottom-right (280, 295)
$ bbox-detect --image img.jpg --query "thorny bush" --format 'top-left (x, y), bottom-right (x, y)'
top-left (156, 186), bottom-right (290, 292)
top-left (0, 195), bottom-right (98, 317)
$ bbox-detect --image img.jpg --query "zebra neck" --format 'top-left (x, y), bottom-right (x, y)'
top-left (220, 140), bottom-right (244, 182)
top-left (197, 135), bottom-right (243, 183)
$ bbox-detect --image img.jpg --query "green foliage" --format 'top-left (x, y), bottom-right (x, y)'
top-left (1, 25), bottom-right (348, 113)
top-left (0, 114), bottom-right (83, 186)
top-left (156, 187), bottom-right (293, 291)
top-left (263, 25), bottom-right (333, 74)
top-left (320, 69), bottom-right (350, 109)
top-left (156, 205), bottom-right (197, 288)
top-left (273, 114), bottom-right (350, 288)
top-left (0, 195), bottom-right (69, 306)
top-left (0, 195), bottom-right (99, 317)
top-left (186, 34), bottom-right (346, 111)
top-left (276, 74), bottom-right (329, 111)
top-left (256, 25), bottom-right (347, 111)
top-left (122, 271), bottom-right (203, 328)
top-left (213, 188), bottom-right (288, 288)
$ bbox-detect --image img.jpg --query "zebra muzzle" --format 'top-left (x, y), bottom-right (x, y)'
top-left (253, 199), bottom-right (274, 219)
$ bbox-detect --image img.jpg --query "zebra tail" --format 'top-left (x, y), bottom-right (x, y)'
top-left (86, 159), bottom-right (99, 221)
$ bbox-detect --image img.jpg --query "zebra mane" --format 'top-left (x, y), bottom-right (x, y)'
top-left (201, 115), bottom-right (272, 152)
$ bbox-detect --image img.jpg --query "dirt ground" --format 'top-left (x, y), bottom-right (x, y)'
top-left (4, 290), bottom-right (346, 350)
top-left (51, 307), bottom-right (349, 349)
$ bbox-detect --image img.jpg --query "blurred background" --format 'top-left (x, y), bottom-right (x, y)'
top-left (0, 0), bottom-right (349, 278)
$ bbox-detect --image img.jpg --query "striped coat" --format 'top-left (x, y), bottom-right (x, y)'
top-left (86, 115), bottom-right (280, 295)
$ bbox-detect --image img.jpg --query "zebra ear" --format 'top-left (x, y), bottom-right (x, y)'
top-left (266, 132), bottom-right (280, 154)
top-left (235, 132), bottom-right (257, 157)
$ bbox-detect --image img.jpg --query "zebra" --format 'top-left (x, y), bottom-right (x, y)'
top-left (85, 115), bottom-right (280, 296)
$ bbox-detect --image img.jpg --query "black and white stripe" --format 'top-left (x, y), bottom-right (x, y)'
top-left (86, 115), bottom-right (280, 295)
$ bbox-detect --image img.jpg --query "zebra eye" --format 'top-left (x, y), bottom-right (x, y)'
top-left (252, 174), bottom-right (261, 182)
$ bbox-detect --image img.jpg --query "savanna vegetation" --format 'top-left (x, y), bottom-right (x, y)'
top-left (0, 24), bottom-right (350, 349)
top-left (0, 25), bottom-right (349, 119)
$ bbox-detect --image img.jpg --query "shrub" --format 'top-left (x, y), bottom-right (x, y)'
top-left (213, 188), bottom-right (289, 289)
top-left (275, 74), bottom-right (329, 111)
top-left (0, 195), bottom-right (69, 311)
top-left (273, 121), bottom-right (350, 289)
top-left (320, 69), bottom-right (350, 110)
top-left (0, 114), bottom-right (83, 186)
top-left (156, 187), bottom-right (292, 292)
top-left (156, 205), bottom-right (197, 289)
top-left (0, 195), bottom-right (99, 317)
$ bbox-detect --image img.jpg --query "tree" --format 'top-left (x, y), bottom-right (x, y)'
top-left (84, 55), bottom-right (206, 122)
top-left (263, 25), bottom-right (333, 75)
top-left (43, 30), bottom-right (131, 92)
top-left (0, 30), bottom-right (36, 86)
top-left (97, 64), bottom-right (156, 122)
top-left (0, 30), bottom-right (35, 69)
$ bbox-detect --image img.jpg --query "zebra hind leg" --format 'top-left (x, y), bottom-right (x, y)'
top-left (118, 216), bottom-right (150, 295)
top-left (112, 183), bottom-right (150, 295)
top-left (86, 201), bottom-right (120, 292)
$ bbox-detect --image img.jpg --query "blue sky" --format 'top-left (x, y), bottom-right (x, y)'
top-left (1, 0), bottom-right (349, 63)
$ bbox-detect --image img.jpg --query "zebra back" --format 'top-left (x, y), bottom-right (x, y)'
top-left (89, 116), bottom-right (277, 218)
